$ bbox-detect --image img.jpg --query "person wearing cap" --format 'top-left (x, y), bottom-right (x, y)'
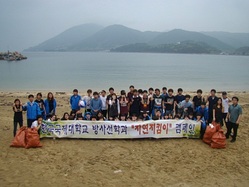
top-left (70, 89), bottom-right (81, 113)
top-left (222, 91), bottom-right (231, 127)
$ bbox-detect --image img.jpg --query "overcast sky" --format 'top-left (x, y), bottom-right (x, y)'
top-left (0, 0), bottom-right (249, 51)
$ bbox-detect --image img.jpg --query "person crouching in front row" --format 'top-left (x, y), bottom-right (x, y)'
top-left (31, 115), bottom-right (43, 135)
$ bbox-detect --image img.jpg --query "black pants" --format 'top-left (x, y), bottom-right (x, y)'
top-left (226, 122), bottom-right (239, 140)
top-left (102, 110), bottom-right (107, 118)
top-left (27, 119), bottom-right (36, 128)
top-left (86, 109), bottom-right (91, 113)
top-left (215, 116), bottom-right (224, 126)
top-left (13, 121), bottom-right (23, 137)
top-left (222, 113), bottom-right (227, 126)
top-left (208, 111), bottom-right (213, 123)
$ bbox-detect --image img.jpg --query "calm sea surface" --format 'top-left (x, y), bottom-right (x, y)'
top-left (0, 52), bottom-right (249, 92)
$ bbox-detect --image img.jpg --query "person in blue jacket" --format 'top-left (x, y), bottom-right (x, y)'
top-left (44, 92), bottom-right (57, 119)
top-left (70, 89), bottom-right (81, 112)
top-left (90, 92), bottom-right (102, 115)
top-left (22, 94), bottom-right (41, 128)
top-left (196, 101), bottom-right (209, 124)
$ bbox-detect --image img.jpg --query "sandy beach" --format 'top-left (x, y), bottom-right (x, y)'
top-left (0, 90), bottom-right (249, 187)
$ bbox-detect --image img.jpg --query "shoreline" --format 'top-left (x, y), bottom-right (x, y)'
top-left (0, 89), bottom-right (248, 93)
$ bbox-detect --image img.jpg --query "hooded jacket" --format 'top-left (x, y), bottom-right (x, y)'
top-left (23, 102), bottom-right (41, 120)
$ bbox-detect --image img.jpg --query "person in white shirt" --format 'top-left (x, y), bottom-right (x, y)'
top-left (100, 90), bottom-right (107, 118)
top-left (222, 91), bottom-right (231, 126)
top-left (82, 89), bottom-right (92, 113)
top-left (31, 115), bottom-right (43, 132)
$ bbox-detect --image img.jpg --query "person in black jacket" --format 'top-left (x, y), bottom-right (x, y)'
top-left (13, 99), bottom-right (23, 137)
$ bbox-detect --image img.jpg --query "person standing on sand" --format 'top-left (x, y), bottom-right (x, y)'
top-left (23, 94), bottom-right (41, 128)
top-left (119, 90), bottom-right (129, 118)
top-left (226, 97), bottom-right (242, 143)
top-left (222, 92), bottom-right (231, 128)
top-left (174, 88), bottom-right (185, 114)
top-left (207, 89), bottom-right (218, 123)
top-left (192, 89), bottom-right (205, 116)
top-left (108, 93), bottom-right (120, 119)
top-left (161, 87), bottom-right (168, 100)
top-left (127, 85), bottom-right (134, 113)
top-left (140, 90), bottom-right (150, 114)
top-left (90, 92), bottom-right (102, 116)
top-left (44, 92), bottom-right (57, 118)
top-left (13, 99), bottom-right (23, 137)
top-left (148, 87), bottom-right (154, 116)
top-left (35, 93), bottom-right (46, 119)
top-left (163, 88), bottom-right (175, 117)
top-left (83, 89), bottom-right (92, 113)
top-left (106, 87), bottom-right (115, 118)
top-left (127, 85), bottom-right (135, 101)
top-left (129, 89), bottom-right (141, 117)
top-left (213, 98), bottom-right (224, 126)
top-left (151, 88), bottom-right (163, 117)
top-left (100, 90), bottom-right (107, 118)
top-left (70, 89), bottom-right (81, 113)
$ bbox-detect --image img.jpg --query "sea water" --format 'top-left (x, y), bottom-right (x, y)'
top-left (0, 52), bottom-right (248, 92)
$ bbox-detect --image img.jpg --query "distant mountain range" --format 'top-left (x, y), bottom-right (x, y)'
top-left (25, 24), bottom-right (249, 55)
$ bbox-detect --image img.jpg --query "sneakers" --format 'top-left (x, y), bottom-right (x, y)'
top-left (230, 139), bottom-right (236, 143)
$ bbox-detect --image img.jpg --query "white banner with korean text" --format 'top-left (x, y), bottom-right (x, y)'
top-left (40, 120), bottom-right (201, 139)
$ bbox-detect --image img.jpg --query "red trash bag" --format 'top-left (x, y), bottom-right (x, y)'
top-left (203, 124), bottom-right (218, 145)
top-left (10, 126), bottom-right (27, 148)
top-left (25, 128), bottom-right (42, 149)
top-left (211, 129), bottom-right (226, 149)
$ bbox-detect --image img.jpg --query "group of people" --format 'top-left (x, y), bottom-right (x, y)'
top-left (13, 86), bottom-right (242, 142)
